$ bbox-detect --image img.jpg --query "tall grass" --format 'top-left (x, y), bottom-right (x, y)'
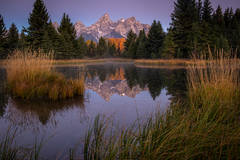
top-left (83, 51), bottom-right (240, 159)
top-left (0, 129), bottom-right (18, 160)
top-left (6, 50), bottom-right (84, 100)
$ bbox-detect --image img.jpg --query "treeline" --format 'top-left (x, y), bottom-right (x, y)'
top-left (124, 0), bottom-right (240, 59)
top-left (0, 0), bottom-right (123, 59)
top-left (0, 0), bottom-right (240, 59)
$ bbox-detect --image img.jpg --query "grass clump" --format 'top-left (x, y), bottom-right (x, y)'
top-left (83, 51), bottom-right (240, 160)
top-left (6, 50), bottom-right (84, 101)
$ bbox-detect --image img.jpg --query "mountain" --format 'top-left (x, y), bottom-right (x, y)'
top-left (85, 77), bottom-right (148, 101)
top-left (53, 13), bottom-right (150, 41)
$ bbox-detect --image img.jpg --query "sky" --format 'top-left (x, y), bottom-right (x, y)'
top-left (0, 0), bottom-right (240, 31)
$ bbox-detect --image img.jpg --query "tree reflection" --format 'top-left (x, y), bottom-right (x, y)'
top-left (5, 97), bottom-right (85, 130)
top-left (72, 63), bottom-right (188, 102)
top-left (0, 68), bottom-right (7, 117)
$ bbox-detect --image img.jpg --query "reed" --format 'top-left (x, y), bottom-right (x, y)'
top-left (54, 58), bottom-right (133, 65)
top-left (0, 129), bottom-right (18, 160)
top-left (134, 59), bottom-right (196, 66)
top-left (5, 50), bottom-right (84, 100)
top-left (83, 50), bottom-right (240, 159)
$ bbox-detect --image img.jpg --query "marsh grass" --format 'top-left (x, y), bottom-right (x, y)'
top-left (6, 50), bottom-right (84, 101)
top-left (54, 58), bottom-right (133, 65)
top-left (83, 51), bottom-right (240, 160)
top-left (0, 129), bottom-right (18, 160)
top-left (134, 59), bottom-right (199, 66)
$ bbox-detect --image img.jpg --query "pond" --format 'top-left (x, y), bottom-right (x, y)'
top-left (0, 62), bottom-right (187, 159)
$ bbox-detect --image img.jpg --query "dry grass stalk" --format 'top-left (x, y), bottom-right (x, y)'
top-left (6, 50), bottom-right (84, 100)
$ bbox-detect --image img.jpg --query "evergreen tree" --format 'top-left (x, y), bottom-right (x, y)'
top-left (196, 0), bottom-right (203, 21)
top-left (77, 36), bottom-right (87, 58)
top-left (212, 5), bottom-right (225, 33)
top-left (57, 13), bottom-right (77, 59)
top-left (136, 29), bottom-right (147, 58)
top-left (97, 37), bottom-right (107, 56)
top-left (108, 42), bottom-right (117, 56)
top-left (223, 8), bottom-right (234, 50)
top-left (171, 0), bottom-right (198, 58)
top-left (87, 40), bottom-right (96, 57)
top-left (202, 0), bottom-right (213, 22)
top-left (27, 0), bottom-right (50, 49)
top-left (128, 41), bottom-right (137, 59)
top-left (161, 30), bottom-right (177, 59)
top-left (0, 14), bottom-right (7, 59)
top-left (147, 20), bottom-right (165, 58)
top-left (211, 5), bottom-right (230, 52)
top-left (232, 9), bottom-right (240, 56)
top-left (224, 8), bottom-right (234, 28)
top-left (124, 30), bottom-right (137, 58)
top-left (18, 29), bottom-right (28, 50)
top-left (6, 23), bottom-right (19, 52)
top-left (41, 22), bottom-right (60, 54)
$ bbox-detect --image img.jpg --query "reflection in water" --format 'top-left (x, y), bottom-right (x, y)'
top-left (56, 63), bottom-right (187, 102)
top-left (4, 97), bottom-right (85, 131)
top-left (0, 63), bottom-right (187, 159)
top-left (84, 63), bottom-right (186, 102)
top-left (0, 68), bottom-right (7, 117)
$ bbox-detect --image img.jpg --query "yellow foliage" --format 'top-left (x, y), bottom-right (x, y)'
top-left (107, 38), bottom-right (126, 52)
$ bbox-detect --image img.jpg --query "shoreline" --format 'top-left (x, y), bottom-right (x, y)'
top-left (1, 58), bottom-right (239, 67)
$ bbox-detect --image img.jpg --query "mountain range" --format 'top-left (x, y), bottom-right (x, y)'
top-left (53, 13), bottom-right (150, 41)
top-left (85, 77), bottom-right (148, 101)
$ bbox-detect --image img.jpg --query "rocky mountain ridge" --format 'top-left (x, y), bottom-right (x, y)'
top-left (54, 13), bottom-right (150, 41)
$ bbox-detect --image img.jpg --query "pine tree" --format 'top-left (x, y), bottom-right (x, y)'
top-left (57, 13), bottom-right (77, 59)
top-left (27, 0), bottom-right (50, 49)
top-left (41, 22), bottom-right (60, 55)
top-left (212, 5), bottom-right (225, 33)
top-left (87, 40), bottom-right (96, 57)
top-left (161, 30), bottom-right (177, 59)
top-left (128, 41), bottom-right (137, 59)
top-left (224, 8), bottom-right (234, 28)
top-left (211, 5), bottom-right (230, 52)
top-left (202, 0), bottom-right (213, 22)
top-left (147, 20), bottom-right (165, 58)
top-left (97, 37), bottom-right (107, 56)
top-left (77, 36), bottom-right (87, 58)
top-left (136, 29), bottom-right (147, 58)
top-left (18, 29), bottom-right (28, 50)
top-left (0, 14), bottom-right (7, 59)
top-left (171, 0), bottom-right (198, 58)
top-left (195, 0), bottom-right (213, 55)
top-left (197, 0), bottom-right (203, 21)
top-left (124, 30), bottom-right (137, 58)
top-left (107, 42), bottom-right (117, 56)
top-left (229, 9), bottom-right (240, 56)
top-left (6, 23), bottom-right (19, 52)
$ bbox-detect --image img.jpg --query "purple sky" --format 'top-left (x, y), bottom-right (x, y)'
top-left (0, 0), bottom-right (240, 31)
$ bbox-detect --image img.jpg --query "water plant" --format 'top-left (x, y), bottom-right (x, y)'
top-left (83, 50), bottom-right (240, 160)
top-left (5, 50), bottom-right (84, 100)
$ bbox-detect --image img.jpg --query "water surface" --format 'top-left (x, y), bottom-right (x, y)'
top-left (0, 62), bottom-right (187, 159)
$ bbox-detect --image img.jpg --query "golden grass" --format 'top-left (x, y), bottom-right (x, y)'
top-left (5, 50), bottom-right (84, 101)
top-left (188, 51), bottom-right (239, 108)
top-left (83, 50), bottom-right (240, 159)
top-left (134, 58), bottom-right (240, 66)
top-left (54, 58), bottom-right (133, 65)
top-left (134, 59), bottom-right (197, 65)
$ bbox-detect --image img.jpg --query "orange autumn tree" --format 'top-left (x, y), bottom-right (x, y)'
top-left (107, 38), bottom-right (126, 53)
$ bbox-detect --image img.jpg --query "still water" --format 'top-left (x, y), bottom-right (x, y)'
top-left (0, 62), bottom-right (187, 159)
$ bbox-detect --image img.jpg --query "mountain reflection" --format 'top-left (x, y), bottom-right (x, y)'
top-left (56, 63), bottom-right (187, 102)
top-left (0, 63), bottom-right (187, 127)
